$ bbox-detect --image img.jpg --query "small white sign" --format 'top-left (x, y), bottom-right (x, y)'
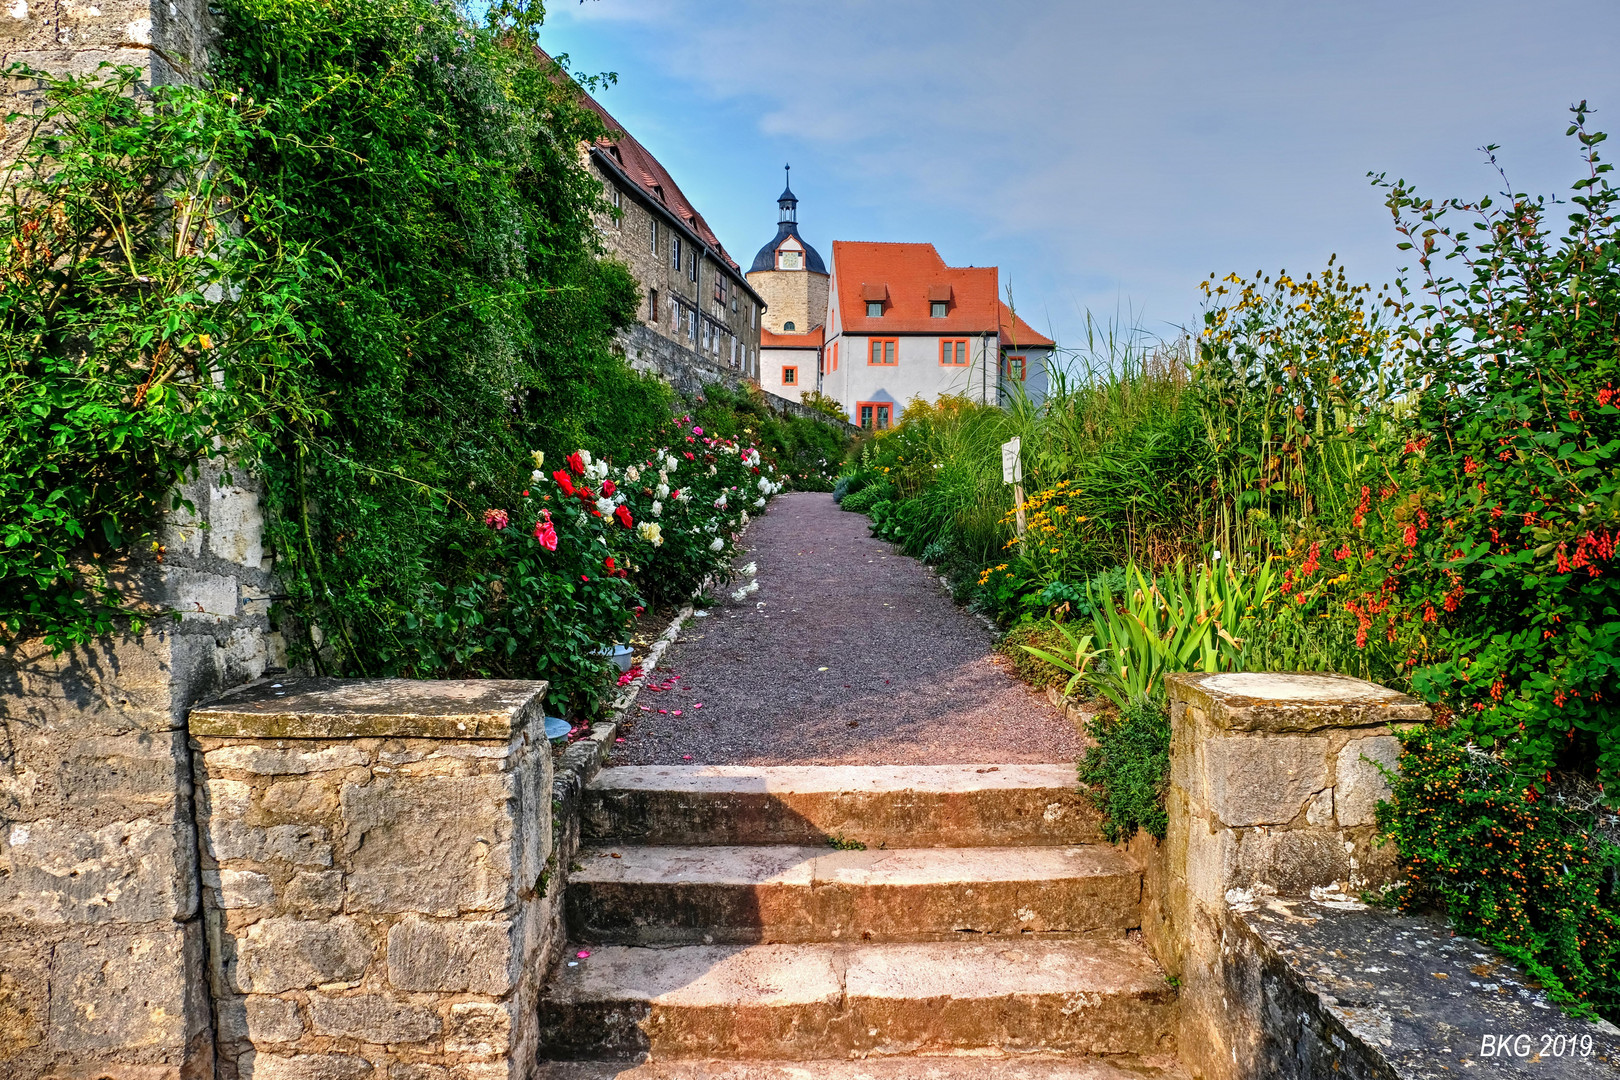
top-left (1001, 436), bottom-right (1022, 484)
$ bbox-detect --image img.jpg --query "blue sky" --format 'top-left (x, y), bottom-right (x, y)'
top-left (533, 0), bottom-right (1620, 350)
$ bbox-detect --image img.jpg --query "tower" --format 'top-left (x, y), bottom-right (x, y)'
top-left (746, 165), bottom-right (829, 336)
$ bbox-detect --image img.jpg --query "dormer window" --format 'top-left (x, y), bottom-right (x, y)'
top-left (931, 302), bottom-right (948, 318)
top-left (861, 283), bottom-right (889, 319)
top-left (784, 321), bottom-right (796, 331)
top-left (928, 284), bottom-right (953, 319)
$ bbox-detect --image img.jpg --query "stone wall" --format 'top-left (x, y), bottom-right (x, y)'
top-left (1150, 671), bottom-right (1429, 1080)
top-left (188, 678), bottom-right (555, 1080)
top-left (620, 323), bottom-right (857, 437)
top-left (0, 461), bottom-right (282, 1080)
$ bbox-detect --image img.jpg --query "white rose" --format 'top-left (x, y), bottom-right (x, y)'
top-left (625, 465), bottom-right (640, 482)
top-left (757, 477), bottom-right (771, 493)
top-left (578, 449), bottom-right (593, 466)
top-left (666, 458), bottom-right (678, 473)
top-left (531, 469), bottom-right (544, 482)
top-left (754, 497), bottom-right (766, 509)
top-left (650, 501), bottom-right (662, 517)
top-left (595, 497), bottom-right (615, 517)
top-left (708, 464), bottom-right (717, 476)
top-left (656, 483), bottom-right (670, 498)
top-left (742, 562), bottom-right (757, 576)
top-left (709, 537), bottom-right (724, 552)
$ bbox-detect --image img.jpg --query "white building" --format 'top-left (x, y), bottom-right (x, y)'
top-left (822, 241), bottom-right (1054, 429)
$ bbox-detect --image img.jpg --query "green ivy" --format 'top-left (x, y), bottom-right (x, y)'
top-left (0, 65), bottom-right (319, 647)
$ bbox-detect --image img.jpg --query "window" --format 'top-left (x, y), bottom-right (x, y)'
top-left (940, 338), bottom-right (968, 366)
top-left (649, 220), bottom-right (658, 252)
top-left (649, 289), bottom-right (659, 322)
top-left (857, 402), bottom-right (893, 430)
top-left (689, 251), bottom-right (699, 284)
top-left (732, 294), bottom-right (739, 314)
top-left (671, 236), bottom-right (682, 271)
top-left (866, 300), bottom-right (884, 318)
top-left (829, 342), bottom-right (838, 372)
top-left (931, 301), bottom-right (949, 318)
top-left (714, 274), bottom-right (726, 304)
top-left (783, 321), bottom-right (796, 332)
top-left (611, 186), bottom-right (622, 211)
top-left (1003, 354), bottom-right (1027, 381)
top-left (868, 338), bottom-right (898, 366)
top-left (782, 365), bottom-right (798, 386)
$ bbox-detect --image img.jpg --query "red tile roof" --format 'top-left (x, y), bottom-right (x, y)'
top-left (760, 325), bottom-right (824, 348)
top-left (830, 242), bottom-right (1053, 345)
top-left (537, 48), bottom-right (741, 272)
top-left (1000, 303), bottom-right (1055, 349)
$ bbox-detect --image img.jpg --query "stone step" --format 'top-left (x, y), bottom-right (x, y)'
top-left (536, 1057), bottom-right (1190, 1079)
top-left (567, 844), bottom-right (1142, 945)
top-left (583, 765), bottom-right (1101, 848)
top-left (537, 939), bottom-right (1177, 1061)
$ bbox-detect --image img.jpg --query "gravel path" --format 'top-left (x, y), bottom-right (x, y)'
top-left (610, 492), bottom-right (1084, 766)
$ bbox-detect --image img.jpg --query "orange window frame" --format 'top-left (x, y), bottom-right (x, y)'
top-left (868, 338), bottom-right (898, 366)
top-left (940, 338), bottom-right (968, 366)
top-left (830, 342), bottom-right (839, 372)
top-left (782, 365), bottom-right (798, 386)
top-left (856, 401), bottom-right (893, 431)
top-left (1003, 354), bottom-right (1028, 381)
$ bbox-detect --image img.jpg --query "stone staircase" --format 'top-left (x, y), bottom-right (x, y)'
top-left (535, 764), bottom-right (1185, 1078)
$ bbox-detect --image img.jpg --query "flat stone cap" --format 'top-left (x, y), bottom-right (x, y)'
top-left (190, 677), bottom-right (548, 740)
top-left (1165, 671), bottom-right (1428, 732)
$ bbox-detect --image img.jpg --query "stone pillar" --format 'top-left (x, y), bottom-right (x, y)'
top-left (1158, 672), bottom-right (1428, 1080)
top-left (188, 678), bottom-right (555, 1080)
top-left (0, 463), bottom-right (281, 1080)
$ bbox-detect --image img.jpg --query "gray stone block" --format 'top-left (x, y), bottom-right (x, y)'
top-left (1203, 735), bottom-right (1328, 827)
top-left (284, 871), bottom-right (343, 915)
top-left (444, 1000), bottom-right (512, 1055)
top-left (242, 1051), bottom-right (376, 1080)
top-left (308, 993), bottom-right (442, 1044)
top-left (1, 815), bottom-right (192, 923)
top-left (263, 824), bottom-right (334, 867)
top-left (46, 928), bottom-right (197, 1051)
top-left (234, 916), bottom-right (374, 993)
top-left (342, 775), bottom-right (515, 914)
top-left (387, 916), bottom-right (513, 995)
top-left (1335, 734), bottom-right (1400, 827)
top-left (216, 993), bottom-right (305, 1045)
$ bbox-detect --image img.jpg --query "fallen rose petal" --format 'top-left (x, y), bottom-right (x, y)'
top-left (639, 706), bottom-right (651, 712)
top-left (671, 710), bottom-right (683, 716)
top-left (693, 703), bottom-right (704, 709)
top-left (577, 950), bottom-right (590, 959)
top-left (658, 709), bottom-right (668, 714)
top-left (682, 755), bottom-right (693, 760)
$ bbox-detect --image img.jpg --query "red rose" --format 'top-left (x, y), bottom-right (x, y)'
top-left (553, 470), bottom-right (575, 496)
top-left (615, 504), bottom-right (634, 529)
top-left (568, 452), bottom-right (585, 475)
top-left (604, 556), bottom-right (616, 571)
top-left (577, 486), bottom-right (596, 502)
top-left (601, 479), bottom-right (616, 497)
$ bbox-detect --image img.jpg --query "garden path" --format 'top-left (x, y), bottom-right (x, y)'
top-left (610, 491), bottom-right (1083, 766)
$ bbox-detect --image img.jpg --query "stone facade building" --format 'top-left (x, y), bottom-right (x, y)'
top-left (567, 63), bottom-right (767, 394)
top-left (748, 171), bottom-right (829, 404)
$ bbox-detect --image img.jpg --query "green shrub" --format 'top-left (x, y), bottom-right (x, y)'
top-left (997, 621), bottom-right (1074, 690)
top-left (1376, 726), bottom-right (1620, 1021)
top-left (838, 482), bottom-right (893, 515)
top-left (1077, 698), bottom-right (1172, 843)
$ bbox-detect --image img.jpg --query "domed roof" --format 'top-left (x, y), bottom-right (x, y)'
top-left (750, 222), bottom-right (827, 275)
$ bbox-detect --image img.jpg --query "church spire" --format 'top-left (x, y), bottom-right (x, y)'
top-left (778, 163), bottom-right (797, 224)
